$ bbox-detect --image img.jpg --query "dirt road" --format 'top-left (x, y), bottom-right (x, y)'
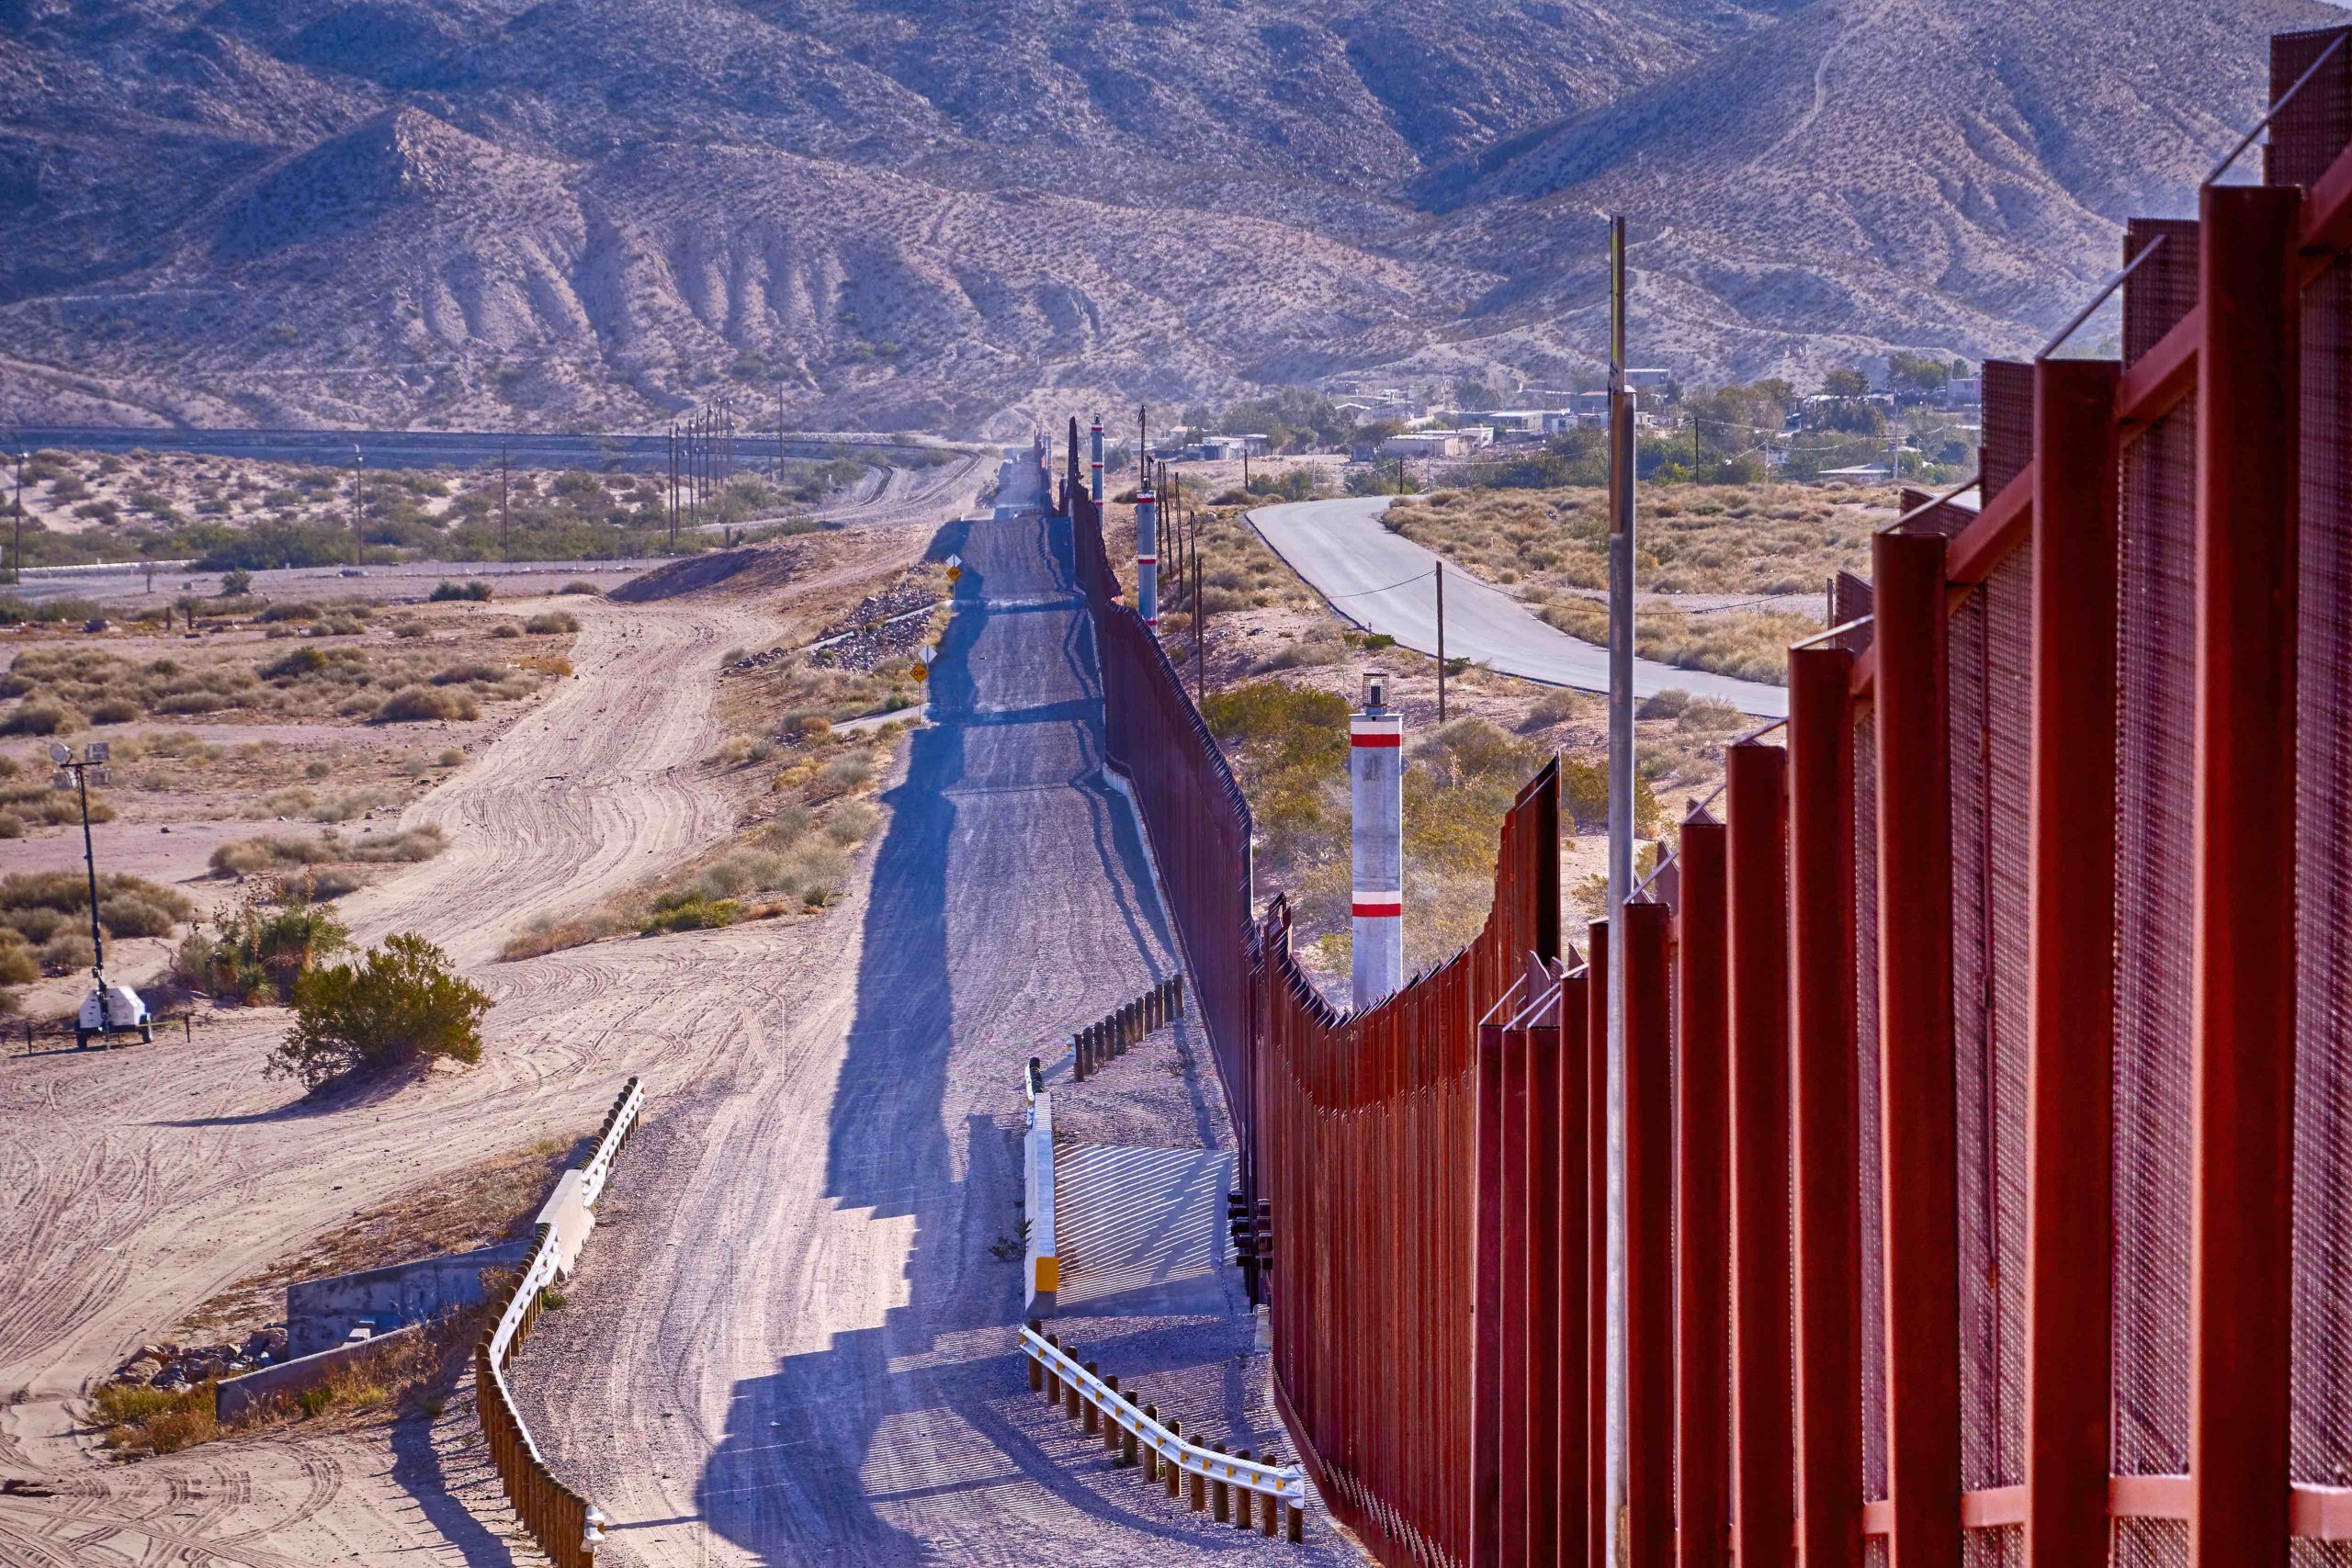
top-left (0, 531), bottom-right (929, 1562)
top-left (507, 457), bottom-right (1349, 1565)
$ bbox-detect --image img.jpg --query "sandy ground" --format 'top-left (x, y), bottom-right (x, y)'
top-left (0, 525), bottom-right (938, 1562)
top-left (500, 459), bottom-right (1357, 1565)
top-left (0, 459), bottom-right (1360, 1564)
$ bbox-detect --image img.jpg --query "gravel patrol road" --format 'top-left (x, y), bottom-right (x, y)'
top-left (507, 454), bottom-right (1345, 1565)
top-left (1250, 495), bottom-right (1790, 717)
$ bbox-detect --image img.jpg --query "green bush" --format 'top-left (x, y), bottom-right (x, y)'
top-left (270, 933), bottom-right (489, 1087)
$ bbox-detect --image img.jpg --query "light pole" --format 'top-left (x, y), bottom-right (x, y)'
top-left (9, 450), bottom-right (23, 586)
top-left (49, 740), bottom-right (115, 1047)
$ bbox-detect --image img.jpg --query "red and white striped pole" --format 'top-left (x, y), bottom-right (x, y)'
top-left (1136, 477), bottom-right (1159, 627)
top-left (1351, 673), bottom-right (1403, 1010)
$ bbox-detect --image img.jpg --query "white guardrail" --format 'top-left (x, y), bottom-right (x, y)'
top-left (1022, 1058), bottom-right (1058, 1315)
top-left (480, 1077), bottom-right (645, 1562)
top-left (1018, 1325), bottom-right (1309, 1523)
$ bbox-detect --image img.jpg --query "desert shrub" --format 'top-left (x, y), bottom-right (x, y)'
top-left (525, 610), bottom-right (579, 634)
top-left (375, 686), bottom-right (477, 723)
top-left (270, 933), bottom-right (489, 1086)
top-left (208, 897), bottom-right (351, 1002)
top-left (428, 580), bottom-right (493, 602)
top-left (40, 931), bottom-right (95, 973)
top-left (1, 701), bottom-right (79, 735)
top-left (0, 870), bottom-right (192, 947)
top-left (642, 894), bottom-right (742, 934)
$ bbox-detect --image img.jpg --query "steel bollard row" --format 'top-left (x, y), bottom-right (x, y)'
top-left (1020, 1323), bottom-right (1306, 1541)
top-left (1066, 976), bottom-right (1189, 1081)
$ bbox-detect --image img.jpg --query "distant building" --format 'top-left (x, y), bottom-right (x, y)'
top-left (1379, 432), bottom-right (1469, 459)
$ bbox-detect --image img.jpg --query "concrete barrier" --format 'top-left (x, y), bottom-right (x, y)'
top-left (216, 1325), bottom-right (421, 1423)
top-left (286, 1242), bottom-right (531, 1357)
top-left (1023, 1058), bottom-right (1059, 1317)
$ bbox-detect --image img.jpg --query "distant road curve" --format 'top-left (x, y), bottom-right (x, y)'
top-left (1248, 496), bottom-right (1790, 719)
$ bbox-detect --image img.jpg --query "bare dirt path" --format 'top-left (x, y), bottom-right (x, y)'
top-left (0, 529), bottom-right (930, 1562)
top-left (508, 458), bottom-right (1353, 1565)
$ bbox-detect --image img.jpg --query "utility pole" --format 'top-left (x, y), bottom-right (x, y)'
top-left (9, 450), bottom-right (23, 586)
top-left (1603, 210), bottom-right (1635, 1568)
top-left (1436, 559), bottom-right (1447, 724)
top-left (499, 443), bottom-right (511, 559)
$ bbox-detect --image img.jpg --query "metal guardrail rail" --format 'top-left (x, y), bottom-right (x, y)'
top-left (475, 1077), bottom-right (644, 1567)
top-left (1019, 1325), bottom-right (1309, 1540)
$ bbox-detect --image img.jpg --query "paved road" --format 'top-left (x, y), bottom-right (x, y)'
top-left (1249, 497), bottom-right (1790, 718)
top-left (513, 453), bottom-right (1336, 1565)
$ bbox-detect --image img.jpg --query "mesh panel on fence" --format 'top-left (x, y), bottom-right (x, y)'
top-left (2113, 220), bottom-right (2200, 1526)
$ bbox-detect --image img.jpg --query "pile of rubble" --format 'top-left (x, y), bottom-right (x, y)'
top-left (111, 1326), bottom-right (289, 1390)
top-left (806, 579), bottom-right (940, 673)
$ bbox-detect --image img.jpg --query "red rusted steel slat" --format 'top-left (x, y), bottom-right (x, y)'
top-left (1675, 813), bottom-right (1732, 1568)
top-left (1624, 899), bottom-right (1676, 1568)
top-left (2189, 181), bottom-right (2303, 1568)
top-left (2023, 356), bottom-right (2123, 1567)
top-left (1725, 743), bottom-right (1795, 1568)
top-left (1871, 530), bottom-right (1963, 1568)
top-left (1790, 644), bottom-right (1863, 1568)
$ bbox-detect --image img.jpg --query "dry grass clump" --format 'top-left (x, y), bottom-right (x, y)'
top-left (0, 755), bottom-right (116, 827)
top-left (209, 824), bottom-right (447, 878)
top-left (1386, 482), bottom-right (1883, 599)
top-left (1, 871), bottom-right (193, 975)
top-left (374, 685), bottom-right (478, 723)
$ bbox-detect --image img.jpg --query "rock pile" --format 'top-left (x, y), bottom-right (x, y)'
top-left (112, 1326), bottom-right (290, 1389)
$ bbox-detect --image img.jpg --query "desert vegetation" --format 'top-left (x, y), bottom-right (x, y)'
top-left (269, 933), bottom-right (490, 1088)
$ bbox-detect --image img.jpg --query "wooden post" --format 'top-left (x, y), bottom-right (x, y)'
top-left (1725, 742), bottom-right (1794, 1568)
top-left (2188, 181), bottom-right (2301, 1568)
top-left (1675, 811), bottom-right (1731, 1568)
top-left (2024, 355), bottom-right (2122, 1568)
top-left (1871, 527), bottom-right (1962, 1568)
top-left (1789, 643), bottom-right (1862, 1568)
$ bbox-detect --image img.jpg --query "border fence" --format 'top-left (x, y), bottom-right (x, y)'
top-left (1057, 21), bottom-right (2352, 1565)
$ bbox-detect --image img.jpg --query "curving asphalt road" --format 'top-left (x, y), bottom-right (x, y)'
top-left (1248, 497), bottom-right (1790, 718)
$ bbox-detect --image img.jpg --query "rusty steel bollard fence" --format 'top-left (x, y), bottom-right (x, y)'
top-left (473, 1077), bottom-right (642, 1567)
top-left (1066, 976), bottom-right (1188, 1082)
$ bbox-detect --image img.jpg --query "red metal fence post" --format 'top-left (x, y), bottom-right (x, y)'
top-left (2024, 355), bottom-right (2122, 1567)
top-left (2189, 180), bottom-right (2302, 1568)
top-left (1475, 1014), bottom-right (1507, 1568)
top-left (1790, 644), bottom-right (1862, 1568)
top-left (1586, 920), bottom-right (1611, 1568)
top-left (1725, 742), bottom-right (1794, 1568)
top-left (1871, 529), bottom-right (1962, 1568)
top-left (1675, 811), bottom-right (1732, 1568)
top-left (1624, 899), bottom-right (1675, 1568)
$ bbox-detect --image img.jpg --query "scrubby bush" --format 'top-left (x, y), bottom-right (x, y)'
top-left (374, 686), bottom-right (477, 723)
top-left (270, 933), bottom-right (489, 1086)
top-left (205, 897), bottom-right (351, 1003)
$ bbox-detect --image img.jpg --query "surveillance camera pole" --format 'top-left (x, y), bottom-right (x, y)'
top-left (52, 744), bottom-right (112, 1046)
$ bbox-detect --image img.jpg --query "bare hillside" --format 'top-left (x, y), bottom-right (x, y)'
top-left (0, 0), bottom-right (2335, 431)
